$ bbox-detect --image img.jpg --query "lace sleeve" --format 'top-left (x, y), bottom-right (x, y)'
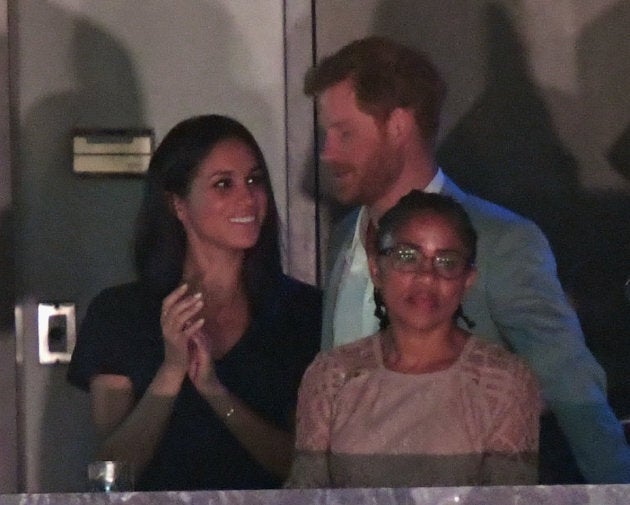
top-left (285, 351), bottom-right (347, 488)
top-left (482, 359), bottom-right (542, 484)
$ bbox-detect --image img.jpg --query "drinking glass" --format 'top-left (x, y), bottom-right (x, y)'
top-left (87, 460), bottom-right (134, 492)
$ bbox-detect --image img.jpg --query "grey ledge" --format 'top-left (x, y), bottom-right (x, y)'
top-left (3, 485), bottom-right (630, 505)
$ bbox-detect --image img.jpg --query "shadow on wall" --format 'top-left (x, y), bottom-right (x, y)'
top-left (578, 0), bottom-right (630, 184)
top-left (434, 2), bottom-right (630, 420)
top-left (16, 0), bottom-right (276, 492)
top-left (372, 1), bottom-right (630, 419)
top-left (16, 6), bottom-right (146, 492)
top-left (610, 125), bottom-right (630, 179)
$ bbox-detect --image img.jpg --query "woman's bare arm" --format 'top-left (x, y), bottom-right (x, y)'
top-left (90, 365), bottom-right (186, 475)
top-left (188, 334), bottom-right (294, 479)
top-left (89, 283), bottom-right (205, 475)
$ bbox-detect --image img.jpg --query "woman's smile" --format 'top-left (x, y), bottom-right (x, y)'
top-left (229, 215), bottom-right (256, 224)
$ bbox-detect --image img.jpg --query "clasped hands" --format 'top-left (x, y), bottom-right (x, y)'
top-left (160, 283), bottom-right (226, 396)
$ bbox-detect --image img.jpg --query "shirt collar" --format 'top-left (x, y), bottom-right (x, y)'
top-left (351, 167), bottom-right (446, 249)
top-left (424, 167), bottom-right (445, 194)
top-left (350, 206), bottom-right (370, 252)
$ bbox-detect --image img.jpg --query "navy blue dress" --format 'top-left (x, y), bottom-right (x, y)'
top-left (67, 275), bottom-right (322, 491)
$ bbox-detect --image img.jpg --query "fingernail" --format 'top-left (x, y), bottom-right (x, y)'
top-left (193, 292), bottom-right (202, 299)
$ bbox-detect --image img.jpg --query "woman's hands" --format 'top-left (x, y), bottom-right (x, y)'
top-left (160, 283), bottom-right (226, 396)
top-left (188, 333), bottom-right (228, 397)
top-left (160, 283), bottom-right (205, 373)
top-left (91, 282), bottom-right (205, 471)
top-left (160, 285), bottom-right (293, 479)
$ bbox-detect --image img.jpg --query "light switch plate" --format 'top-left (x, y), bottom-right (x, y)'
top-left (38, 302), bottom-right (76, 364)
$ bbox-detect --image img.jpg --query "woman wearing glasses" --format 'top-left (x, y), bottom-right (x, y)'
top-left (286, 190), bottom-right (541, 488)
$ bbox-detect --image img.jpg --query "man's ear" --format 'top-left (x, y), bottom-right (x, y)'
top-left (464, 266), bottom-right (477, 292)
top-left (368, 253), bottom-right (382, 289)
top-left (386, 107), bottom-right (415, 146)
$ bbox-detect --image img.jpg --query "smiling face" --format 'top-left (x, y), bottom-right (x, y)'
top-left (172, 138), bottom-right (268, 255)
top-left (370, 211), bottom-right (476, 335)
top-left (318, 78), bottom-right (402, 207)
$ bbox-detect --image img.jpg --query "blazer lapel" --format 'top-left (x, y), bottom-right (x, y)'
top-left (321, 209), bottom-right (360, 350)
top-left (440, 174), bottom-right (468, 203)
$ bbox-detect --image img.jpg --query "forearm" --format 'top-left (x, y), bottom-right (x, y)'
top-left (96, 365), bottom-right (186, 475)
top-left (484, 223), bottom-right (630, 481)
top-left (201, 389), bottom-right (294, 479)
top-left (508, 344), bottom-right (630, 482)
top-left (550, 400), bottom-right (630, 483)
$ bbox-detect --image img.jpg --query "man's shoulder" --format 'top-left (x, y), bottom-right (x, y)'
top-left (458, 188), bottom-right (529, 226)
top-left (443, 177), bottom-right (543, 237)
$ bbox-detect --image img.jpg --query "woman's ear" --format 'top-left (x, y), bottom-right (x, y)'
top-left (169, 193), bottom-right (186, 223)
top-left (463, 266), bottom-right (477, 292)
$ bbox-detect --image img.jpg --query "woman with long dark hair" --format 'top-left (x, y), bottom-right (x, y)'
top-left (68, 115), bottom-right (321, 490)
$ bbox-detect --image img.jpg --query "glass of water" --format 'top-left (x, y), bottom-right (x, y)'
top-left (87, 460), bottom-right (134, 492)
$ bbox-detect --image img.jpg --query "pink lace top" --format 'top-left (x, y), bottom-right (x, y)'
top-left (286, 334), bottom-right (542, 488)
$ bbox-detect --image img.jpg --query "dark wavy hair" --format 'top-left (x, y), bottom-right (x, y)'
top-left (134, 115), bottom-right (282, 310)
top-left (373, 190), bottom-right (478, 330)
top-left (376, 191), bottom-right (477, 263)
top-left (304, 36), bottom-right (446, 144)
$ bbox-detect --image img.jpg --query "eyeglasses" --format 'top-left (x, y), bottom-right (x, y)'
top-left (379, 243), bottom-right (472, 280)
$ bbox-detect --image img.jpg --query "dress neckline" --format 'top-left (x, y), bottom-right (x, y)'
top-left (371, 332), bottom-right (474, 378)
